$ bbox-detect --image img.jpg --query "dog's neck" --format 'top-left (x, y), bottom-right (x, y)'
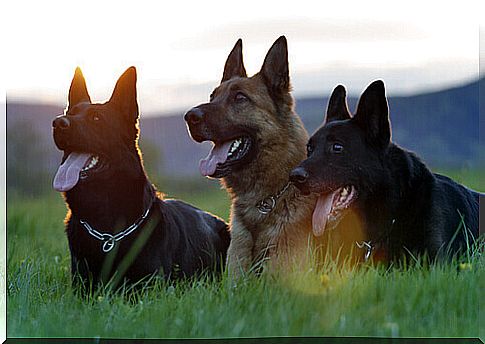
top-left (357, 144), bottom-right (435, 253)
top-left (223, 112), bottom-right (309, 203)
top-left (65, 170), bottom-right (155, 234)
top-left (223, 164), bottom-right (291, 201)
top-left (221, 121), bottom-right (316, 236)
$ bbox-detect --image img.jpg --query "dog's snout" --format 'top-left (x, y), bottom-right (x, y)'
top-left (184, 107), bottom-right (204, 125)
top-left (53, 116), bottom-right (70, 130)
top-left (290, 167), bottom-right (309, 185)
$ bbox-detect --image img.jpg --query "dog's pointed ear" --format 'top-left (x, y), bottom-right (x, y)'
top-left (68, 67), bottom-right (91, 108)
top-left (354, 80), bottom-right (391, 146)
top-left (221, 39), bottom-right (247, 83)
top-left (260, 36), bottom-right (290, 95)
top-left (325, 85), bottom-right (351, 123)
top-left (110, 66), bottom-right (139, 122)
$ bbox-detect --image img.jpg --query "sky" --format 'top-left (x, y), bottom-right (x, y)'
top-left (3, 0), bottom-right (484, 115)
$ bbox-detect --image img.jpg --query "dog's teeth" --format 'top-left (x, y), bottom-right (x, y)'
top-left (228, 139), bottom-right (242, 157)
top-left (341, 188), bottom-right (348, 197)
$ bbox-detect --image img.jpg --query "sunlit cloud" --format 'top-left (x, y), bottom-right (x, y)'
top-left (173, 18), bottom-right (427, 50)
top-left (4, 0), bottom-right (483, 114)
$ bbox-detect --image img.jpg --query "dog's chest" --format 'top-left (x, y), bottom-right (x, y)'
top-left (66, 215), bottom-right (165, 279)
top-left (238, 195), bottom-right (313, 252)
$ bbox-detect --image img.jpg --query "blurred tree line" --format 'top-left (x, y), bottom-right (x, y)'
top-left (7, 121), bottom-right (163, 198)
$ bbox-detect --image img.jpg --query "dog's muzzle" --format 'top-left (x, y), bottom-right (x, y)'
top-left (290, 167), bottom-right (309, 185)
top-left (289, 166), bottom-right (312, 195)
top-left (184, 107), bottom-right (204, 126)
top-left (184, 107), bottom-right (211, 142)
top-left (52, 115), bottom-right (73, 150)
top-left (53, 115), bottom-right (71, 130)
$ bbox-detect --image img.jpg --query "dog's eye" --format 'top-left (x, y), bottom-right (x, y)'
top-left (331, 143), bottom-right (344, 153)
top-left (306, 144), bottom-right (313, 157)
top-left (235, 92), bottom-right (248, 102)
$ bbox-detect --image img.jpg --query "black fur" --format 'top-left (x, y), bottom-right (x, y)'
top-left (53, 67), bottom-right (230, 287)
top-left (291, 81), bottom-right (480, 261)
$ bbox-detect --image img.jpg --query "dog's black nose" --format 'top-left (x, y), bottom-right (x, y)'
top-left (53, 116), bottom-right (70, 129)
top-left (290, 167), bottom-right (309, 185)
top-left (184, 107), bottom-right (204, 125)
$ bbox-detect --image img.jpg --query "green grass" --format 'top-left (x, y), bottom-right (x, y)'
top-left (434, 167), bottom-right (485, 192)
top-left (6, 171), bottom-right (485, 339)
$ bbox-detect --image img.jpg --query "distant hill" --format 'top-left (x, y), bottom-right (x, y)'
top-left (296, 78), bottom-right (482, 167)
top-left (7, 78), bottom-right (483, 195)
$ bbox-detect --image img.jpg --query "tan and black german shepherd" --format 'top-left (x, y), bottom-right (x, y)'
top-left (185, 36), bottom-right (316, 277)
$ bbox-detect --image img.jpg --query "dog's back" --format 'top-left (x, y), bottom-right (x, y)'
top-left (431, 173), bottom-right (480, 254)
top-left (383, 145), bottom-right (480, 259)
top-left (161, 199), bottom-right (230, 275)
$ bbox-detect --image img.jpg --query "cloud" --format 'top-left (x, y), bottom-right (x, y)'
top-left (9, 58), bottom-right (477, 116)
top-left (172, 18), bottom-right (426, 50)
top-left (480, 26), bottom-right (485, 76)
top-left (291, 59), bottom-right (479, 99)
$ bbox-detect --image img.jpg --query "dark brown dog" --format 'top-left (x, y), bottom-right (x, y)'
top-left (53, 67), bottom-right (230, 288)
top-left (185, 37), bottom-right (316, 277)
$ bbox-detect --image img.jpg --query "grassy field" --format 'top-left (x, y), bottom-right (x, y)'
top-left (6, 170), bottom-right (485, 339)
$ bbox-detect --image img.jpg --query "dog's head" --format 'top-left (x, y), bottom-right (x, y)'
top-left (290, 81), bottom-right (391, 236)
top-left (52, 67), bottom-right (143, 192)
top-left (184, 36), bottom-right (300, 178)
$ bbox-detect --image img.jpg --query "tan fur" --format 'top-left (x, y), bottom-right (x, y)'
top-left (186, 37), bottom-right (318, 278)
top-left (214, 67), bottom-right (316, 277)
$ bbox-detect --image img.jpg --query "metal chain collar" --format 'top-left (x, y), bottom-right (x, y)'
top-left (79, 198), bottom-right (154, 253)
top-left (355, 219), bottom-right (396, 261)
top-left (256, 182), bottom-right (291, 215)
top-left (355, 240), bottom-right (373, 261)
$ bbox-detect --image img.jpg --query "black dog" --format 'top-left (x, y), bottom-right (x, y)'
top-left (290, 81), bottom-right (480, 262)
top-left (52, 67), bottom-right (230, 287)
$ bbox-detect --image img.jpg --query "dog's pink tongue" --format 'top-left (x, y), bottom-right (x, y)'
top-left (199, 141), bottom-right (233, 176)
top-left (312, 191), bottom-right (338, 236)
top-left (53, 152), bottom-right (91, 192)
